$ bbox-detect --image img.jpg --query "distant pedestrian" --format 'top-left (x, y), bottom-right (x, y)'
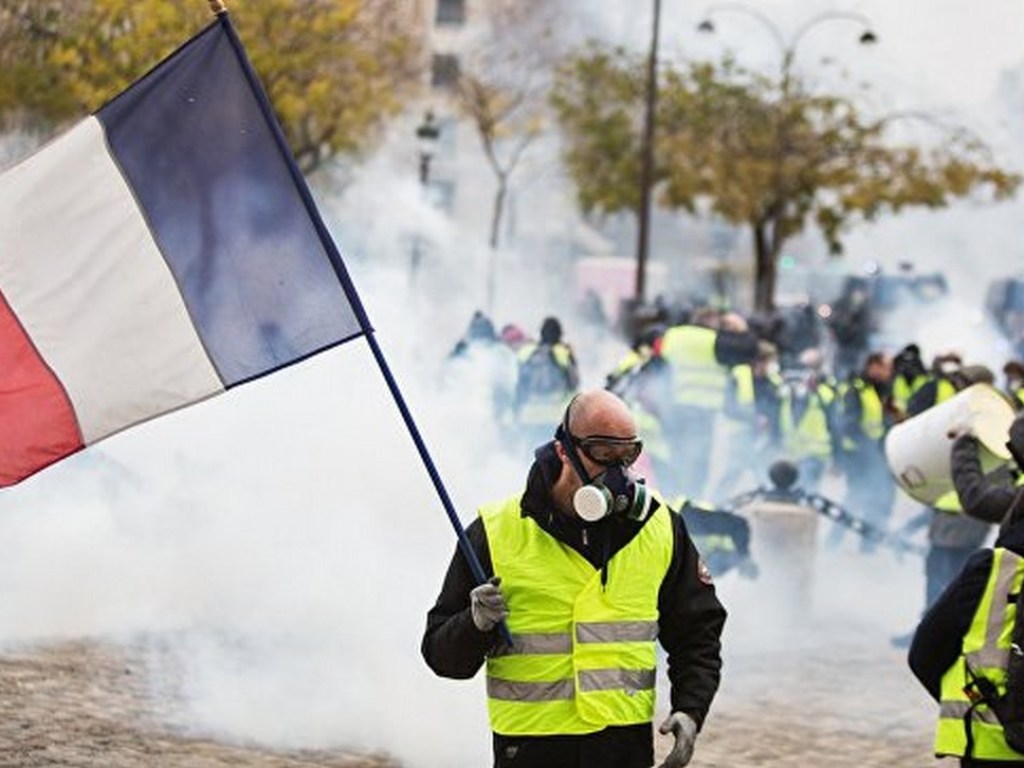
top-left (657, 309), bottom-right (757, 499)
top-left (829, 351), bottom-right (897, 551)
top-left (512, 316), bottom-right (580, 449)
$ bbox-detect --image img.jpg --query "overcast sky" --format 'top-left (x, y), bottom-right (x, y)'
top-left (578, 0), bottom-right (1024, 123)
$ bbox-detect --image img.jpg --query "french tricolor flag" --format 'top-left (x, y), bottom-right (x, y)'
top-left (0, 16), bottom-right (368, 487)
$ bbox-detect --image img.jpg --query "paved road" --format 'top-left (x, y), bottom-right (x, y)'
top-left (0, 642), bottom-right (393, 768)
top-left (0, 493), bottom-right (951, 768)
top-left (0, 634), bottom-right (940, 768)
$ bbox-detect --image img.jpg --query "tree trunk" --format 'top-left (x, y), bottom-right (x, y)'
top-left (486, 175), bottom-right (508, 313)
top-left (490, 175), bottom-right (507, 250)
top-left (752, 220), bottom-right (779, 314)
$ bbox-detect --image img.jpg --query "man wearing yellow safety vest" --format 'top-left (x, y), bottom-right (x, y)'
top-left (909, 412), bottom-right (1024, 766)
top-left (892, 343), bottom-right (930, 414)
top-left (513, 316), bottom-right (580, 449)
top-left (605, 325), bottom-right (675, 493)
top-left (713, 340), bottom-right (782, 502)
top-left (777, 347), bottom-right (838, 494)
top-left (656, 309), bottom-right (758, 500)
top-left (828, 351), bottom-right (898, 551)
top-left (672, 495), bottom-right (756, 579)
top-left (422, 390), bottom-right (726, 768)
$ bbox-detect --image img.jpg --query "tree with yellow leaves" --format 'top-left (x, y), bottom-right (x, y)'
top-left (0, 0), bottom-right (420, 175)
top-left (552, 46), bottom-right (1020, 312)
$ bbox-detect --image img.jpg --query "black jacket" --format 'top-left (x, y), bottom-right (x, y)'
top-left (421, 443), bottom-right (727, 768)
top-left (952, 436), bottom-right (1022, 527)
top-left (909, 519), bottom-right (1024, 703)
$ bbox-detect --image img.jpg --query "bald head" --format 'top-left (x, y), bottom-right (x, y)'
top-left (566, 390), bottom-right (637, 440)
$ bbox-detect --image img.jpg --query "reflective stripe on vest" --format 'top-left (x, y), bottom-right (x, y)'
top-left (480, 496), bottom-right (674, 736)
top-left (935, 548), bottom-right (1024, 759)
top-left (659, 325), bottom-right (728, 409)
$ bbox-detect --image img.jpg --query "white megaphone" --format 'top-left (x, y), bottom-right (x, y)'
top-left (884, 383), bottom-right (1016, 506)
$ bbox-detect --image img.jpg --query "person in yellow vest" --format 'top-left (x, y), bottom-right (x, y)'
top-left (892, 343), bottom-right (929, 415)
top-left (952, 411), bottom-right (1024, 535)
top-left (671, 495), bottom-right (756, 579)
top-left (422, 390), bottom-right (726, 768)
top-left (713, 340), bottom-right (782, 502)
top-left (908, 413), bottom-right (1024, 766)
top-left (828, 351), bottom-right (898, 551)
top-left (776, 347), bottom-right (838, 494)
top-left (906, 352), bottom-right (968, 416)
top-left (891, 363), bottom-right (997, 648)
top-left (513, 316), bottom-right (580, 450)
top-left (606, 325), bottom-right (674, 493)
top-left (656, 309), bottom-right (758, 500)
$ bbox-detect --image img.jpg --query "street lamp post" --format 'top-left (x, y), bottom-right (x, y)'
top-left (416, 109), bottom-right (441, 185)
top-left (412, 110), bottom-right (441, 283)
top-left (697, 5), bottom-right (877, 92)
top-left (634, 0), bottom-right (662, 309)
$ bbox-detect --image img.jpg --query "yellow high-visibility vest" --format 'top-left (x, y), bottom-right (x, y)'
top-left (780, 382), bottom-right (835, 460)
top-left (892, 373), bottom-right (928, 413)
top-left (480, 496), bottom-right (673, 735)
top-left (515, 342), bottom-right (577, 426)
top-left (935, 547), bottom-right (1024, 760)
top-left (659, 325), bottom-right (728, 410)
top-left (839, 378), bottom-right (885, 451)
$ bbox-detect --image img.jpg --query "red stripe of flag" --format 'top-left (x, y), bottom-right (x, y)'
top-left (0, 290), bottom-right (83, 486)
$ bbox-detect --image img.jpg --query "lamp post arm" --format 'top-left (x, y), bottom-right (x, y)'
top-left (702, 3), bottom-right (788, 60)
top-left (787, 10), bottom-right (876, 66)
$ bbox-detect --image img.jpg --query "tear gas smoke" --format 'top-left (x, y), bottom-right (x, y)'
top-left (2, 1), bottom-right (1024, 764)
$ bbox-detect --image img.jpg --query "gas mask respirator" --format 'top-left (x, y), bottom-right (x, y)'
top-left (573, 463), bottom-right (652, 522)
top-left (556, 423), bottom-right (652, 523)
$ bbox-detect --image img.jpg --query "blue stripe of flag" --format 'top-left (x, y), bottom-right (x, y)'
top-left (97, 21), bottom-right (364, 388)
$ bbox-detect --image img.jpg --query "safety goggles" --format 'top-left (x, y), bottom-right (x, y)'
top-left (571, 434), bottom-right (644, 467)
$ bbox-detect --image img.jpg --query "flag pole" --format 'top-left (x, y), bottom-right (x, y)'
top-left (214, 9), bottom-right (510, 645)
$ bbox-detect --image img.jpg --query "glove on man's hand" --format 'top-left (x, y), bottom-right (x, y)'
top-left (657, 711), bottom-right (698, 768)
top-left (470, 576), bottom-right (508, 632)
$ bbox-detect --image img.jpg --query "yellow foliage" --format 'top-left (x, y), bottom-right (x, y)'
top-left (1, 0), bottom-right (419, 172)
top-left (552, 44), bottom-right (1021, 310)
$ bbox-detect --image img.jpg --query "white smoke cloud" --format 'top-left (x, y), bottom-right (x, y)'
top-left (2, 2), bottom-right (1023, 765)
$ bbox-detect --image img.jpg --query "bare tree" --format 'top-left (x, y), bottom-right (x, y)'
top-left (453, 0), bottom-right (568, 309)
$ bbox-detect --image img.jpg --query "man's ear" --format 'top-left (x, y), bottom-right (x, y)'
top-left (553, 437), bottom-right (568, 464)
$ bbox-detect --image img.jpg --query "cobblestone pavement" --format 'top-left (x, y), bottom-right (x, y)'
top-left (681, 635), bottom-right (939, 768)
top-left (0, 632), bottom-right (943, 768)
top-left (0, 642), bottom-right (396, 768)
